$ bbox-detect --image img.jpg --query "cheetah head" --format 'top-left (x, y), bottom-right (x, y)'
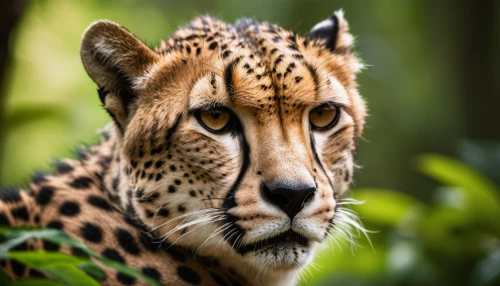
top-left (80, 10), bottom-right (367, 276)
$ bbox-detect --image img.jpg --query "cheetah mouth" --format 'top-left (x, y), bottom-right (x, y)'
top-left (236, 230), bottom-right (309, 254)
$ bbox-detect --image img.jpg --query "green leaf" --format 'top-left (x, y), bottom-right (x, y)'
top-left (37, 265), bottom-right (100, 286)
top-left (417, 154), bottom-right (500, 234)
top-left (8, 251), bottom-right (86, 268)
top-left (469, 247), bottom-right (500, 286)
top-left (8, 251), bottom-right (100, 285)
top-left (3, 105), bottom-right (66, 133)
top-left (0, 228), bottom-right (92, 259)
top-left (78, 261), bottom-right (106, 280)
top-left (9, 279), bottom-right (65, 286)
top-left (0, 228), bottom-right (157, 285)
top-left (350, 189), bottom-right (425, 227)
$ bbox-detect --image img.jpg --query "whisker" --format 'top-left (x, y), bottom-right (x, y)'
top-left (148, 208), bottom-right (224, 232)
top-left (329, 205), bottom-right (375, 253)
top-left (159, 213), bottom-right (226, 240)
top-left (195, 222), bottom-right (232, 255)
top-left (166, 216), bottom-right (227, 247)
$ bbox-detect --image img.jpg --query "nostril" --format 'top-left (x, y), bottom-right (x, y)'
top-left (262, 183), bottom-right (316, 219)
top-left (263, 186), bottom-right (290, 207)
top-left (303, 189), bottom-right (315, 206)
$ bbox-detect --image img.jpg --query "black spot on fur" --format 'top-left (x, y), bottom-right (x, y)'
top-left (112, 176), bottom-right (120, 192)
top-left (116, 229), bottom-right (140, 255)
top-left (71, 246), bottom-right (90, 258)
top-left (29, 268), bottom-right (45, 278)
top-left (75, 148), bottom-right (89, 161)
top-left (69, 176), bottom-right (93, 189)
top-left (43, 239), bottom-right (60, 251)
top-left (0, 213), bottom-right (10, 226)
top-left (0, 187), bottom-right (21, 203)
top-left (135, 189), bottom-right (144, 199)
top-left (139, 232), bottom-right (158, 252)
top-left (101, 248), bottom-right (124, 263)
top-left (117, 272), bottom-right (136, 285)
top-left (131, 161), bottom-right (138, 168)
top-left (81, 222), bottom-right (103, 243)
top-left (211, 272), bottom-right (229, 286)
top-left (11, 206), bottom-right (29, 221)
top-left (11, 260), bottom-right (26, 276)
top-left (155, 161), bottom-right (164, 168)
top-left (158, 208), bottom-right (169, 217)
top-left (164, 244), bottom-right (187, 262)
top-left (168, 185), bottom-right (176, 193)
top-left (87, 195), bottom-right (112, 211)
top-left (208, 41), bottom-right (218, 50)
top-left (177, 266), bottom-right (201, 284)
top-left (144, 161), bottom-right (153, 169)
top-left (145, 209), bottom-right (154, 218)
top-left (142, 267), bottom-right (161, 281)
top-left (47, 220), bottom-right (63, 230)
top-left (32, 172), bottom-right (49, 184)
top-left (36, 186), bottom-right (54, 205)
top-left (55, 161), bottom-right (73, 174)
top-left (59, 201), bottom-right (81, 216)
top-left (13, 242), bottom-right (28, 251)
top-left (155, 174), bottom-right (163, 181)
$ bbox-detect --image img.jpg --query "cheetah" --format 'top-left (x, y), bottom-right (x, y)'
top-left (0, 9), bottom-right (367, 286)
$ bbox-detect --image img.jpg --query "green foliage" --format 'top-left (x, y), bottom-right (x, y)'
top-left (301, 154), bottom-right (500, 286)
top-left (0, 228), bottom-right (159, 286)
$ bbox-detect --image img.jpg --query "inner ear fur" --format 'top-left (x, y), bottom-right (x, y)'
top-left (80, 20), bottom-right (160, 132)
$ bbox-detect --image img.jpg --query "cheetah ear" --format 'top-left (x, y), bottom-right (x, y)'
top-left (308, 10), bottom-right (353, 52)
top-left (80, 20), bottom-right (160, 133)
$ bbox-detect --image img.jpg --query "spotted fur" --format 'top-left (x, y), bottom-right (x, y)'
top-left (0, 10), bottom-right (366, 285)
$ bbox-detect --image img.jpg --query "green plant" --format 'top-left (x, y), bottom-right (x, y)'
top-left (0, 228), bottom-right (159, 286)
top-left (300, 154), bottom-right (500, 286)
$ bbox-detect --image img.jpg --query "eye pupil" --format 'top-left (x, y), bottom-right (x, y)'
top-left (309, 104), bottom-right (340, 131)
top-left (196, 108), bottom-right (233, 133)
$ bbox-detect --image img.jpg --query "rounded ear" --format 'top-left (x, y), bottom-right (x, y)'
top-left (80, 20), bottom-right (159, 89)
top-left (80, 20), bottom-right (160, 132)
top-left (308, 10), bottom-right (354, 53)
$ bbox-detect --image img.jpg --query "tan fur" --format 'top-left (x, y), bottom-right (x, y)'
top-left (1, 11), bottom-right (366, 285)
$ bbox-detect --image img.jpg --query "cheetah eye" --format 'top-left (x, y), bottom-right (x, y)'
top-left (309, 104), bottom-right (340, 131)
top-left (196, 108), bottom-right (233, 133)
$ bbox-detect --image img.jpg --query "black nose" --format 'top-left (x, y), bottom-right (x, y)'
top-left (262, 183), bottom-right (316, 219)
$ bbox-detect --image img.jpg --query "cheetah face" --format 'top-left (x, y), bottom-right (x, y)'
top-left (81, 11), bottom-right (366, 273)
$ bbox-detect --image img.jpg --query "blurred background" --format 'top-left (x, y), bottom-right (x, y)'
top-left (0, 0), bottom-right (499, 285)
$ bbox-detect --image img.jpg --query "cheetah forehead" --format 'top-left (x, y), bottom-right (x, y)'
top-left (147, 15), bottom-right (359, 110)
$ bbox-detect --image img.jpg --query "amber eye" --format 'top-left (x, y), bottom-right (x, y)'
top-left (196, 108), bottom-right (232, 133)
top-left (309, 104), bottom-right (340, 130)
